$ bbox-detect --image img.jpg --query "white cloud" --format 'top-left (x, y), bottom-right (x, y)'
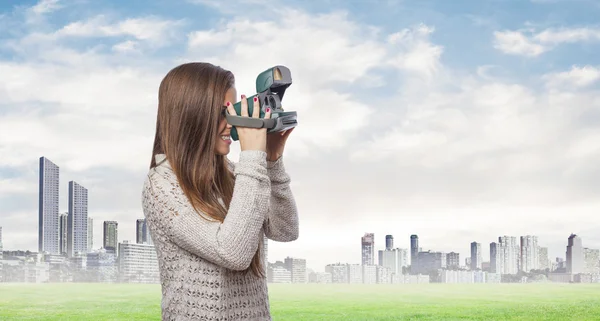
top-left (387, 24), bottom-right (444, 78)
top-left (29, 0), bottom-right (62, 15)
top-left (19, 14), bottom-right (186, 50)
top-left (494, 27), bottom-right (600, 56)
top-left (543, 65), bottom-right (600, 88)
top-left (493, 30), bottom-right (547, 56)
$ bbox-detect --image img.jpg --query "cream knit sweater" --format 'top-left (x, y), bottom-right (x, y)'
top-left (141, 150), bottom-right (299, 320)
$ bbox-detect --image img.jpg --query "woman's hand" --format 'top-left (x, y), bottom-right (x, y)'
top-left (226, 94), bottom-right (272, 152)
top-left (267, 127), bottom-right (294, 161)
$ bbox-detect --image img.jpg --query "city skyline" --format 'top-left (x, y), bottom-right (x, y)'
top-left (1, 0), bottom-right (600, 272)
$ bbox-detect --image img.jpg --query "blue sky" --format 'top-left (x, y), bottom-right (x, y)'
top-left (1, 0), bottom-right (599, 271)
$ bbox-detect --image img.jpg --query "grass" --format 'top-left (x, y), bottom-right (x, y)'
top-left (1, 282), bottom-right (599, 320)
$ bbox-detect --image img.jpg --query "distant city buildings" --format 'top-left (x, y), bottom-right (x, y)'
top-left (1, 155), bottom-right (599, 285)
top-left (39, 157), bottom-right (60, 254)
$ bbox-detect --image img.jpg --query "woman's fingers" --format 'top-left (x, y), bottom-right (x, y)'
top-left (252, 96), bottom-right (260, 118)
top-left (240, 95), bottom-right (249, 117)
top-left (226, 101), bottom-right (236, 116)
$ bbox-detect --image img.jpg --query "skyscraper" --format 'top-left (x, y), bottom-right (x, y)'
top-left (385, 235), bottom-right (393, 250)
top-left (39, 157), bottom-right (60, 254)
top-left (88, 217), bottom-right (94, 251)
top-left (538, 246), bottom-right (550, 271)
top-left (103, 221), bottom-right (118, 252)
top-left (471, 242), bottom-right (482, 270)
top-left (136, 219), bottom-right (153, 245)
top-left (446, 252), bottom-right (460, 269)
top-left (566, 234), bottom-right (584, 274)
top-left (361, 233), bottom-right (374, 265)
top-left (410, 234), bottom-right (419, 273)
top-left (68, 181), bottom-right (88, 257)
top-left (498, 236), bottom-right (519, 274)
top-left (490, 242), bottom-right (505, 274)
top-left (520, 235), bottom-right (539, 272)
top-left (59, 213), bottom-right (68, 255)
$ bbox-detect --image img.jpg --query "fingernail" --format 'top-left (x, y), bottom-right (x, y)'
top-left (266, 108), bottom-right (270, 112)
top-left (253, 97), bottom-right (258, 102)
top-left (241, 94), bottom-right (245, 99)
top-left (226, 102), bottom-right (230, 106)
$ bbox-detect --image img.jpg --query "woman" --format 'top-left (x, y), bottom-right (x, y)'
top-left (141, 62), bottom-right (299, 320)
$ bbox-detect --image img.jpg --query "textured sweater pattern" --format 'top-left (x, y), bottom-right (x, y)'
top-left (141, 150), bottom-right (299, 320)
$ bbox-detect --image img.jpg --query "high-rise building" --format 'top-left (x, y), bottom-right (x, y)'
top-left (118, 241), bottom-right (159, 283)
top-left (490, 242), bottom-right (505, 274)
top-left (39, 157), bottom-right (60, 254)
top-left (68, 181), bottom-right (89, 257)
top-left (566, 234), bottom-right (584, 274)
top-left (385, 235), bottom-right (393, 250)
top-left (410, 234), bottom-right (419, 273)
top-left (446, 252), bottom-right (460, 269)
top-left (284, 257), bottom-right (307, 283)
top-left (103, 221), bottom-right (118, 252)
top-left (498, 236), bottom-right (519, 274)
top-left (379, 249), bottom-right (397, 274)
top-left (136, 219), bottom-right (153, 245)
top-left (471, 242), bottom-right (482, 270)
top-left (59, 213), bottom-right (68, 255)
top-left (88, 217), bottom-right (94, 251)
top-left (538, 246), bottom-right (550, 271)
top-left (520, 235), bottom-right (539, 272)
top-left (396, 248), bottom-right (409, 272)
top-left (361, 233), bottom-right (374, 265)
top-left (415, 250), bottom-right (446, 273)
top-left (584, 248), bottom-right (600, 275)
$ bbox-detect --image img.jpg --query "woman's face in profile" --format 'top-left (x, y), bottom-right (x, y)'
top-left (215, 87), bottom-right (237, 155)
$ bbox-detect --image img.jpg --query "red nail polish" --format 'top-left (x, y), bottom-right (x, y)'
top-left (266, 108), bottom-right (270, 112)
top-left (253, 97), bottom-right (258, 102)
top-left (226, 102), bottom-right (230, 106)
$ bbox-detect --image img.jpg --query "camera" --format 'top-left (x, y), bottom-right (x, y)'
top-left (226, 65), bottom-right (298, 141)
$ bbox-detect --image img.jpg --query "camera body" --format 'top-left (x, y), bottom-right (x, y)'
top-left (227, 65), bottom-right (297, 141)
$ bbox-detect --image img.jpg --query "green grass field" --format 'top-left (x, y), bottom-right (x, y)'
top-left (1, 283), bottom-right (599, 320)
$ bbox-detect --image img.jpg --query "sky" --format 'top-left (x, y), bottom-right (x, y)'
top-left (0, 0), bottom-right (599, 272)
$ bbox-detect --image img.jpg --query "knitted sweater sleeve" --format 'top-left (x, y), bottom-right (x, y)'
top-left (263, 157), bottom-right (299, 242)
top-left (143, 150), bottom-right (271, 271)
top-left (227, 156), bottom-right (299, 242)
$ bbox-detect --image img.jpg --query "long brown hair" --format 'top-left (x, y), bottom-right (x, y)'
top-left (149, 62), bottom-right (264, 278)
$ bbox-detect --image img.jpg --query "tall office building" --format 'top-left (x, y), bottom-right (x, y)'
top-left (566, 234), bottom-right (584, 274)
top-left (538, 246), bottom-right (550, 271)
top-left (410, 234), bottom-right (419, 273)
top-left (39, 157), bottom-right (60, 254)
top-left (68, 181), bottom-right (89, 257)
top-left (284, 257), bottom-right (307, 283)
top-left (59, 213), bottom-right (68, 255)
top-left (88, 217), bottom-right (94, 251)
top-left (471, 242), bottom-right (482, 270)
top-left (446, 252), bottom-right (460, 269)
top-left (379, 249), bottom-right (397, 273)
top-left (361, 233), bottom-right (374, 265)
top-left (498, 236), bottom-right (519, 274)
top-left (490, 242), bottom-right (505, 274)
top-left (103, 221), bottom-right (119, 252)
top-left (136, 219), bottom-right (153, 245)
top-left (520, 235), bottom-right (539, 272)
top-left (385, 235), bottom-right (393, 250)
